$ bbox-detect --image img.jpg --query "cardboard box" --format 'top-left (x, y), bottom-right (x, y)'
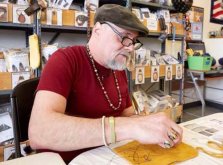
top-left (62, 9), bottom-right (75, 26)
top-left (0, 72), bottom-right (31, 90)
top-left (0, 72), bottom-right (12, 90)
top-left (170, 22), bottom-right (184, 35)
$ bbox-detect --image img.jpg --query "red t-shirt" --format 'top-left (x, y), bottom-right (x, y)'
top-left (36, 46), bottom-right (131, 162)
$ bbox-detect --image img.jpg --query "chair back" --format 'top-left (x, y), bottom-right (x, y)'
top-left (10, 77), bottom-right (39, 158)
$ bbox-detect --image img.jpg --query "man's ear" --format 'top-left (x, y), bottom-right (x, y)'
top-left (92, 22), bottom-right (101, 36)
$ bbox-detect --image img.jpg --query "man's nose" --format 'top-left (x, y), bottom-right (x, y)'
top-left (124, 44), bottom-right (135, 52)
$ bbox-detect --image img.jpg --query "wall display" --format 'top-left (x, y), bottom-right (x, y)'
top-left (210, 0), bottom-right (223, 24)
top-left (0, 3), bottom-right (8, 22)
top-left (135, 67), bottom-right (145, 85)
top-left (151, 66), bottom-right (160, 83)
top-left (165, 65), bottom-right (172, 81)
top-left (186, 6), bottom-right (204, 41)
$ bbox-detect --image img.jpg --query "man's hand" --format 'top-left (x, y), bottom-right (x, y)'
top-left (131, 112), bottom-right (183, 148)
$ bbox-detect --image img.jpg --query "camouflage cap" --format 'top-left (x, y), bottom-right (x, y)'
top-left (94, 4), bottom-right (149, 36)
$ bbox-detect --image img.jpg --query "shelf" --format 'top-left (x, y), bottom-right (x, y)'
top-left (0, 90), bottom-right (12, 95)
top-left (0, 22), bottom-right (33, 31)
top-left (41, 25), bottom-right (87, 33)
top-left (147, 32), bottom-right (184, 39)
top-left (131, 0), bottom-right (175, 11)
top-left (0, 22), bottom-right (185, 38)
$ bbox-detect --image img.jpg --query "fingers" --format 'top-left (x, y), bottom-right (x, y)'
top-left (159, 139), bottom-right (174, 149)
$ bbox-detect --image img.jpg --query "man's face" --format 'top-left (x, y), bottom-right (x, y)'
top-left (98, 22), bottom-right (140, 70)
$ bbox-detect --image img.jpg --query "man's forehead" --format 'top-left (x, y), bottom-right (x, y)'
top-left (110, 23), bottom-right (139, 37)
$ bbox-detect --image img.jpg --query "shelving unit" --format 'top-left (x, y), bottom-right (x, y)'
top-left (0, 1), bottom-right (185, 120)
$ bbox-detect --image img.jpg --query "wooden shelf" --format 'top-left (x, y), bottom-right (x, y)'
top-left (131, 0), bottom-right (175, 11)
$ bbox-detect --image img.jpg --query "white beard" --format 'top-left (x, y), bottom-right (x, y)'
top-left (106, 52), bottom-right (130, 70)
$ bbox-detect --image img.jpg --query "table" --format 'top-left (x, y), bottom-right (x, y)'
top-left (0, 152), bottom-right (66, 165)
top-left (69, 113), bottom-right (223, 165)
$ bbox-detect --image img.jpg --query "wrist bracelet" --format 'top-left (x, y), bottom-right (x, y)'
top-left (101, 116), bottom-right (108, 147)
top-left (109, 116), bottom-right (116, 144)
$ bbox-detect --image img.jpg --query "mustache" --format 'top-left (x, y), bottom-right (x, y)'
top-left (119, 51), bottom-right (131, 58)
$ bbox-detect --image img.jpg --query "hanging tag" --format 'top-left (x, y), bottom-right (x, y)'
top-left (165, 65), bottom-right (172, 81)
top-left (135, 67), bottom-right (145, 85)
top-left (175, 64), bottom-right (183, 79)
top-left (151, 65), bottom-right (159, 83)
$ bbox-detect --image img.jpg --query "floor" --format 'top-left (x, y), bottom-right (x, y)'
top-left (182, 105), bottom-right (223, 122)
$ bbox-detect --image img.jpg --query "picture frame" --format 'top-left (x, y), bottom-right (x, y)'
top-left (210, 0), bottom-right (223, 24)
top-left (186, 6), bottom-right (204, 41)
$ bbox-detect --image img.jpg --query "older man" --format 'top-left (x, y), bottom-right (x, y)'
top-left (28, 4), bottom-right (182, 163)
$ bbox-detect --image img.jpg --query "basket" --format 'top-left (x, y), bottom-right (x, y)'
top-left (188, 56), bottom-right (212, 71)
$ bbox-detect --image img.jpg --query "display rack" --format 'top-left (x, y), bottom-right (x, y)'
top-left (0, 0), bottom-right (185, 115)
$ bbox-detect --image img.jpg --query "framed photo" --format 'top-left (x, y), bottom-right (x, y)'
top-left (210, 0), bottom-right (223, 24)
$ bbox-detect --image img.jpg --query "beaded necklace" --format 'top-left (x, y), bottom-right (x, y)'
top-left (86, 45), bottom-right (122, 110)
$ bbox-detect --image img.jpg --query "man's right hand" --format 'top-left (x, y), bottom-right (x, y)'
top-left (131, 112), bottom-right (183, 148)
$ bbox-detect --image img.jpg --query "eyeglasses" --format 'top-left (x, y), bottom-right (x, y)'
top-left (101, 22), bottom-right (143, 50)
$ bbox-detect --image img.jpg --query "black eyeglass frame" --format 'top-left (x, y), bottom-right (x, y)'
top-left (100, 22), bottom-right (143, 50)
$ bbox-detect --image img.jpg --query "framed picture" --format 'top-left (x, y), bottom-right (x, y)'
top-left (186, 6), bottom-right (204, 41)
top-left (210, 0), bottom-right (223, 24)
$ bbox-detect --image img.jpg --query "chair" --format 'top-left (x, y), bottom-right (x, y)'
top-left (10, 77), bottom-right (39, 158)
